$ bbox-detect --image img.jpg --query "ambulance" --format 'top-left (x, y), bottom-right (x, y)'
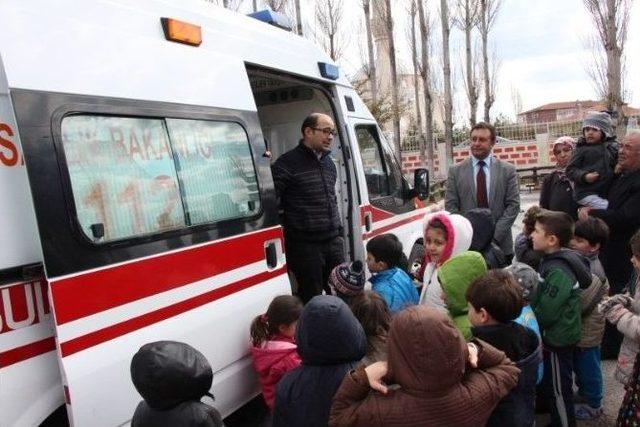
top-left (0, 1), bottom-right (433, 425)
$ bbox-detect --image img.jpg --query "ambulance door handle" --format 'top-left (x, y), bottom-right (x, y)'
top-left (265, 241), bottom-right (278, 269)
top-left (364, 212), bottom-right (372, 232)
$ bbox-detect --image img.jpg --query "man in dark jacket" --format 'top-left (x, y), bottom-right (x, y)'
top-left (130, 341), bottom-right (224, 427)
top-left (466, 270), bottom-right (541, 427)
top-left (273, 295), bottom-right (366, 427)
top-left (580, 130), bottom-right (640, 357)
top-left (272, 113), bottom-right (344, 303)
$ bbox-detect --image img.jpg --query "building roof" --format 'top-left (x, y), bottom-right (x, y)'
top-left (519, 100), bottom-right (640, 117)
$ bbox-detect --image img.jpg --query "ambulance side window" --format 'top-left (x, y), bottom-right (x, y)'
top-left (61, 116), bottom-right (185, 242)
top-left (60, 115), bottom-right (260, 243)
top-left (166, 119), bottom-right (260, 225)
top-left (355, 125), bottom-right (401, 200)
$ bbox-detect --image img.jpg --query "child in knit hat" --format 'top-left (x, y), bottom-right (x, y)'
top-left (566, 111), bottom-right (618, 210)
top-left (328, 260), bottom-right (366, 304)
top-left (505, 262), bottom-right (544, 385)
top-left (438, 250), bottom-right (487, 340)
top-left (366, 234), bottom-right (419, 314)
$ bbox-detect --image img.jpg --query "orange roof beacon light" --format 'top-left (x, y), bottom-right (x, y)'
top-left (160, 17), bottom-right (202, 47)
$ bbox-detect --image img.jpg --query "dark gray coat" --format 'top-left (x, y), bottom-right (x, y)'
top-left (273, 296), bottom-right (367, 427)
top-left (566, 136), bottom-right (618, 201)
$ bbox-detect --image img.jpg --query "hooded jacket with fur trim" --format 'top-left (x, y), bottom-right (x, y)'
top-left (418, 212), bottom-right (473, 310)
top-left (329, 306), bottom-right (520, 427)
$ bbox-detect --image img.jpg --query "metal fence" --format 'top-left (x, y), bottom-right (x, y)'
top-left (401, 116), bottom-right (640, 151)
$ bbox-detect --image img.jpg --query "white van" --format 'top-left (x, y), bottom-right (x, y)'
top-left (0, 1), bottom-right (433, 425)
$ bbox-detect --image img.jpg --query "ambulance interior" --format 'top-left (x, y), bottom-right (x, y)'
top-left (247, 69), bottom-right (351, 268)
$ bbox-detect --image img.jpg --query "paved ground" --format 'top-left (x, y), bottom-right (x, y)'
top-left (521, 190), bottom-right (624, 426)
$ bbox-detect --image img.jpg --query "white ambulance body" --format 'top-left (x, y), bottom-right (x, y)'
top-left (0, 1), bottom-right (432, 425)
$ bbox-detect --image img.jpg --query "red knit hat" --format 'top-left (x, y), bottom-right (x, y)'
top-left (328, 261), bottom-right (365, 298)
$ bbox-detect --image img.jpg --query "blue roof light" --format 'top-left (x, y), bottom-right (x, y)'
top-left (318, 62), bottom-right (339, 80)
top-left (248, 9), bottom-right (292, 31)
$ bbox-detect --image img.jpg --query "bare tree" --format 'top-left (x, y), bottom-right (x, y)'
top-left (478, 0), bottom-right (501, 123)
top-left (205, 0), bottom-right (244, 9)
top-left (408, 0), bottom-right (423, 146)
top-left (454, 0), bottom-right (480, 127)
top-left (382, 0), bottom-right (402, 156)
top-left (253, 0), bottom-right (258, 11)
top-left (315, 0), bottom-right (346, 61)
top-left (583, 0), bottom-right (632, 136)
top-left (263, 0), bottom-right (288, 12)
top-left (417, 0), bottom-right (435, 172)
top-left (362, 0), bottom-right (378, 104)
top-left (440, 0), bottom-right (454, 165)
top-left (293, 0), bottom-right (303, 35)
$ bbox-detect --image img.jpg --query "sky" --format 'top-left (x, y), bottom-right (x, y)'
top-left (234, 0), bottom-right (639, 120)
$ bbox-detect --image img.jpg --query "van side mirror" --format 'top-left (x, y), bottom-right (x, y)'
top-left (412, 168), bottom-right (429, 200)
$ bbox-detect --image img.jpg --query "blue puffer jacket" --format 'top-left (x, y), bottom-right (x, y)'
top-left (370, 267), bottom-right (419, 314)
top-left (273, 295), bottom-right (366, 427)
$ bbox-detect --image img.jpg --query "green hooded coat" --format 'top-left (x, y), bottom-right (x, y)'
top-left (438, 251), bottom-right (488, 340)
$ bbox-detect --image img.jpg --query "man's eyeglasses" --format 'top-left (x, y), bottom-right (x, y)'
top-left (312, 127), bottom-right (337, 136)
top-left (553, 147), bottom-right (572, 155)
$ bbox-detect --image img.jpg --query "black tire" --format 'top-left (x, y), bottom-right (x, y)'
top-left (40, 406), bottom-right (69, 427)
top-left (407, 241), bottom-right (424, 272)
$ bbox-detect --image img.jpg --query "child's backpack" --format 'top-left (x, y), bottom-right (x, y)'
top-left (130, 341), bottom-right (225, 427)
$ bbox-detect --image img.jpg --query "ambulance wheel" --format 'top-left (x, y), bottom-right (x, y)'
top-left (407, 241), bottom-right (424, 274)
top-left (40, 405), bottom-right (69, 427)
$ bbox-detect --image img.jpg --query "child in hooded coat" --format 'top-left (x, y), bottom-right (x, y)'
top-left (272, 295), bottom-right (366, 427)
top-left (466, 270), bottom-right (542, 427)
top-left (438, 250), bottom-right (488, 340)
top-left (329, 306), bottom-right (520, 427)
top-left (418, 212), bottom-right (473, 311)
top-left (465, 208), bottom-right (508, 269)
top-left (130, 341), bottom-right (224, 427)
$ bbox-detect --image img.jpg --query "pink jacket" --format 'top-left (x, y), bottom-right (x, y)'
top-left (250, 335), bottom-right (301, 409)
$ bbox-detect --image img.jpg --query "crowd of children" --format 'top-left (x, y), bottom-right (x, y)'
top-left (126, 206), bottom-right (640, 427)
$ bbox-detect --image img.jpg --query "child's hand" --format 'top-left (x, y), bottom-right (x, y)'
top-left (605, 304), bottom-right (627, 325)
top-left (585, 172), bottom-right (600, 183)
top-left (467, 343), bottom-right (479, 368)
top-left (364, 361), bottom-right (389, 394)
top-left (609, 294), bottom-right (634, 308)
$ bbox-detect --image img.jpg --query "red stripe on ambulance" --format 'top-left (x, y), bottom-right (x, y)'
top-left (0, 337), bottom-right (56, 367)
top-left (59, 267), bottom-right (286, 357)
top-left (51, 227), bottom-right (284, 325)
top-left (363, 213), bottom-right (425, 240)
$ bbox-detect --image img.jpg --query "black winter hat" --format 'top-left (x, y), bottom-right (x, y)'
top-left (130, 341), bottom-right (213, 410)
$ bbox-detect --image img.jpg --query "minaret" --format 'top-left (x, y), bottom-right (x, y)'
top-left (371, 0), bottom-right (391, 99)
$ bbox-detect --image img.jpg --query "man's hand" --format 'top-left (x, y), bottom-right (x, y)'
top-left (585, 172), bottom-right (600, 183)
top-left (467, 343), bottom-right (479, 368)
top-left (578, 207), bottom-right (592, 220)
top-left (364, 361), bottom-right (389, 394)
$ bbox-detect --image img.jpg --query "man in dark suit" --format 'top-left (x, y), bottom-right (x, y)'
top-left (445, 122), bottom-right (521, 262)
